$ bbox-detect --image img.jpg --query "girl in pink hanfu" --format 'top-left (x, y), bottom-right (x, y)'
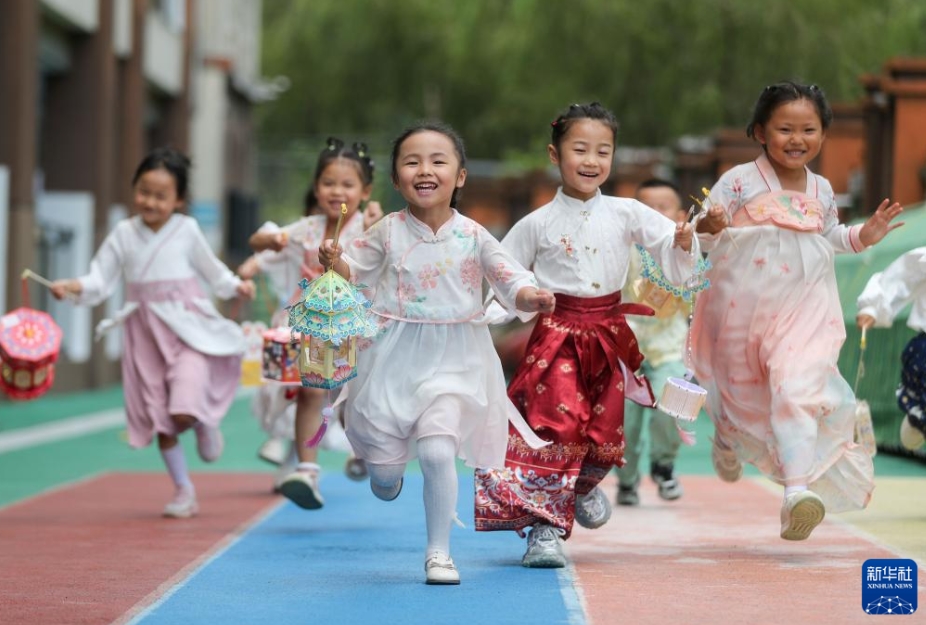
top-left (320, 121), bottom-right (555, 586)
top-left (691, 82), bottom-right (903, 541)
top-left (51, 147), bottom-right (255, 519)
top-left (245, 138), bottom-right (382, 507)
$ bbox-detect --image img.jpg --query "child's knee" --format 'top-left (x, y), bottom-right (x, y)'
top-left (170, 413), bottom-right (196, 432)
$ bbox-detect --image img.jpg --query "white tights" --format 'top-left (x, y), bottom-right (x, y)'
top-left (367, 435), bottom-right (458, 558)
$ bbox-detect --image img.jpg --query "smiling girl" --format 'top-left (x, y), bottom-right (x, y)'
top-left (691, 81), bottom-right (903, 540)
top-left (473, 102), bottom-right (698, 569)
top-left (50, 147), bottom-right (255, 518)
top-left (319, 121), bottom-right (555, 585)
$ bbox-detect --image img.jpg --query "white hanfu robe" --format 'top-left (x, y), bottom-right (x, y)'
top-left (74, 214), bottom-right (245, 447)
top-left (343, 209), bottom-right (544, 468)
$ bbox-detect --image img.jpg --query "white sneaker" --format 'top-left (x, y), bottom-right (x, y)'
top-left (780, 490), bottom-right (825, 541)
top-left (279, 469), bottom-right (325, 510)
top-left (574, 486), bottom-right (612, 529)
top-left (344, 455), bottom-right (369, 481)
top-left (163, 487), bottom-right (198, 518)
top-left (900, 415), bottom-right (926, 450)
top-left (258, 437), bottom-right (288, 465)
top-left (522, 524), bottom-right (567, 568)
top-left (711, 437), bottom-right (742, 483)
top-left (194, 424), bottom-right (224, 463)
top-left (425, 552), bottom-right (460, 585)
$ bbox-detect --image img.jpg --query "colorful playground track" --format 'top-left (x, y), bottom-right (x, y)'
top-left (1, 393), bottom-right (924, 625)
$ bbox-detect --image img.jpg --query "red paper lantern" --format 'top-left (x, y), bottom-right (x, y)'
top-left (0, 307), bottom-right (62, 401)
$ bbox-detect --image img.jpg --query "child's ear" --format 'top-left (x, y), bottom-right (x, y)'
top-left (362, 184), bottom-right (373, 201)
top-left (547, 144), bottom-right (559, 166)
top-left (456, 168), bottom-right (467, 188)
top-left (753, 125), bottom-right (767, 146)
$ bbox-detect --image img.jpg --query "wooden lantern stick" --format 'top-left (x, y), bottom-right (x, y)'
top-left (21, 268), bottom-right (55, 289)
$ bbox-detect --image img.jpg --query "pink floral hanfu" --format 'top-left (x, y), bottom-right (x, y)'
top-left (341, 209), bottom-right (541, 468)
top-left (690, 153), bottom-right (874, 512)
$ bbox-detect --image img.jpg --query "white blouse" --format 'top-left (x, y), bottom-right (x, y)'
top-left (857, 246), bottom-right (926, 333)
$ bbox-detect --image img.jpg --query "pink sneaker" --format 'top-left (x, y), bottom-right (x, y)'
top-left (163, 487), bottom-right (198, 518)
top-left (194, 424), bottom-right (224, 463)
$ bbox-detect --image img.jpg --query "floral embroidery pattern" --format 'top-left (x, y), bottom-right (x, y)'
top-left (491, 262), bottom-right (513, 284)
top-left (560, 235), bottom-right (576, 258)
top-left (418, 265), bottom-right (440, 289)
top-left (459, 256), bottom-right (481, 292)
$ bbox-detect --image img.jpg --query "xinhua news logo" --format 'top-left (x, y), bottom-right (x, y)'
top-left (862, 558), bottom-right (917, 615)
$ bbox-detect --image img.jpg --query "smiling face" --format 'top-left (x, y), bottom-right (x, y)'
top-left (549, 118), bottom-right (615, 201)
top-left (133, 168), bottom-right (183, 232)
top-left (393, 130), bottom-right (466, 217)
top-left (753, 98), bottom-right (825, 182)
top-left (314, 158), bottom-right (371, 221)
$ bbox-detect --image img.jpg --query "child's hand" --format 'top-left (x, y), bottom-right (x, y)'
top-left (516, 287), bottom-right (556, 314)
top-left (673, 222), bottom-right (694, 252)
top-left (859, 199), bottom-right (904, 248)
top-left (696, 204), bottom-right (728, 234)
top-left (856, 314), bottom-right (876, 330)
top-left (363, 201), bottom-right (384, 229)
top-left (237, 256), bottom-right (259, 279)
top-left (49, 279), bottom-right (81, 301)
top-left (236, 279), bottom-right (256, 300)
top-left (268, 231), bottom-right (289, 252)
top-left (318, 239), bottom-right (342, 269)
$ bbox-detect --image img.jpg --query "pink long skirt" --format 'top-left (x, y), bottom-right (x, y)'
top-left (121, 307), bottom-right (241, 448)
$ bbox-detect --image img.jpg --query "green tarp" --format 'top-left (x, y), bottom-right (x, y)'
top-left (835, 202), bottom-right (925, 457)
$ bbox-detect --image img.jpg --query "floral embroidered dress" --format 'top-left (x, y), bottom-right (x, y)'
top-left (690, 153), bottom-right (874, 512)
top-left (342, 209), bottom-right (541, 468)
top-left (474, 188), bottom-right (698, 537)
top-left (251, 212), bottom-right (364, 443)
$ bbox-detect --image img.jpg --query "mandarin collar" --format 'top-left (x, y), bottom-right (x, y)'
top-left (555, 187), bottom-right (602, 212)
top-left (404, 207), bottom-right (460, 242)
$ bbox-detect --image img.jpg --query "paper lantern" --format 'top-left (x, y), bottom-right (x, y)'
top-left (0, 307), bottom-right (62, 401)
top-left (287, 271), bottom-right (376, 390)
top-left (260, 326), bottom-right (302, 385)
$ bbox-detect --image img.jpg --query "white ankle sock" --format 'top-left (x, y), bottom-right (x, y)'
top-left (296, 462), bottom-right (321, 473)
top-left (784, 485), bottom-right (808, 498)
top-left (418, 435), bottom-right (458, 558)
top-left (161, 444), bottom-right (193, 491)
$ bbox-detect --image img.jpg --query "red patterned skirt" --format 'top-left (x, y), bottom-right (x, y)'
top-left (474, 291), bottom-right (654, 538)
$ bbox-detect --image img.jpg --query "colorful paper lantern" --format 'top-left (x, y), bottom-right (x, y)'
top-left (0, 307), bottom-right (62, 401)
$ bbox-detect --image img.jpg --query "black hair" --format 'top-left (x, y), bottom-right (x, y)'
top-left (390, 121), bottom-right (467, 208)
top-left (746, 81), bottom-right (833, 139)
top-left (637, 178), bottom-right (681, 196)
top-left (313, 137), bottom-right (375, 189)
top-left (303, 187), bottom-right (319, 216)
top-left (550, 102), bottom-right (620, 150)
top-left (132, 146), bottom-right (191, 200)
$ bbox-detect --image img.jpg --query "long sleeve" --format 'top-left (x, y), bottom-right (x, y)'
top-left (857, 248), bottom-right (926, 328)
top-left (76, 229), bottom-right (126, 306)
top-left (629, 199), bottom-right (698, 287)
top-left (189, 223), bottom-right (242, 300)
top-left (343, 217), bottom-right (387, 289)
top-left (479, 226), bottom-right (538, 312)
top-left (819, 178), bottom-right (865, 254)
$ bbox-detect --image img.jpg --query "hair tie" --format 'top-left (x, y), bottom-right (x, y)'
top-left (326, 137), bottom-right (344, 151)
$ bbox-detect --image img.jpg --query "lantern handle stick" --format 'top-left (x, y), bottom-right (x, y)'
top-left (22, 268), bottom-right (56, 289)
top-left (332, 203), bottom-right (348, 250)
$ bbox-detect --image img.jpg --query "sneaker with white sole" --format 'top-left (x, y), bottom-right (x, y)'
top-left (194, 424), bottom-right (224, 463)
top-left (900, 414), bottom-right (926, 450)
top-left (258, 437), bottom-right (288, 466)
top-left (616, 477), bottom-right (640, 506)
top-left (279, 468), bottom-right (324, 510)
top-left (424, 552), bottom-right (460, 585)
top-left (574, 486), bottom-right (612, 529)
top-left (780, 490), bottom-right (825, 541)
top-left (163, 487), bottom-right (198, 518)
top-left (711, 437), bottom-right (742, 483)
top-left (370, 477), bottom-right (403, 502)
top-left (651, 462), bottom-right (684, 501)
top-left (522, 524), bottom-right (567, 568)
top-left (344, 455), bottom-right (369, 481)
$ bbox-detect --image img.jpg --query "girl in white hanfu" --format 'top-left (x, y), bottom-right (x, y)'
top-left (856, 247), bottom-right (926, 451)
top-left (320, 122), bottom-right (555, 586)
top-left (691, 82), bottom-right (903, 541)
top-left (51, 147), bottom-right (255, 519)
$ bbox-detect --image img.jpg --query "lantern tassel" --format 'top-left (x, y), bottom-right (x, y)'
top-left (676, 424), bottom-right (697, 446)
top-left (304, 406), bottom-right (333, 448)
